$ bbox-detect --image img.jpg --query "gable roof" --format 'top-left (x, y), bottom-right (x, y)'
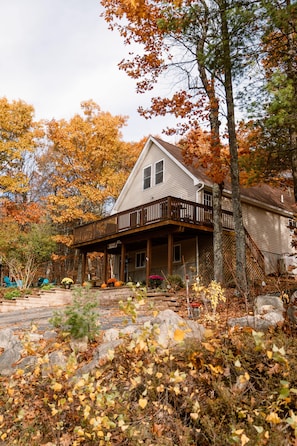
top-left (114, 135), bottom-right (296, 216)
top-left (154, 137), bottom-right (296, 216)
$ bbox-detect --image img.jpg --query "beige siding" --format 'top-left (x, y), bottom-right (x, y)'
top-left (242, 202), bottom-right (293, 256)
top-left (117, 143), bottom-right (197, 212)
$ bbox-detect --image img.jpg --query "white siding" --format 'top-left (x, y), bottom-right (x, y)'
top-left (117, 142), bottom-right (197, 212)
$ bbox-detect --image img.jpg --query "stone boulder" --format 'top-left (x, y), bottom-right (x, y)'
top-left (228, 294), bottom-right (284, 331)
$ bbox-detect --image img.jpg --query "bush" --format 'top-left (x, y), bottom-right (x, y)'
top-left (4, 289), bottom-right (21, 300)
top-left (50, 286), bottom-right (100, 341)
top-left (166, 274), bottom-right (185, 291)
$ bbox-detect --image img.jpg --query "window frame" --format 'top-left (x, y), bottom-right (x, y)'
top-left (143, 165), bottom-right (152, 190)
top-left (135, 251), bottom-right (146, 268)
top-left (203, 190), bottom-right (213, 208)
top-left (173, 244), bottom-right (181, 263)
top-left (155, 159), bottom-right (164, 185)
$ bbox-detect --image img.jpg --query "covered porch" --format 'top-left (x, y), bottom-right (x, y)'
top-left (72, 196), bottom-right (234, 285)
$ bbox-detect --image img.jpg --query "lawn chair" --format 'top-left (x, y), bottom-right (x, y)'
top-left (3, 276), bottom-right (18, 287)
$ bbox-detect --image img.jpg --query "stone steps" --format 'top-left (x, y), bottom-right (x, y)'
top-left (0, 289), bottom-right (73, 313)
top-left (0, 286), bottom-right (181, 313)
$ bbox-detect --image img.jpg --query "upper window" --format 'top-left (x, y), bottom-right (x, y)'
top-left (204, 191), bottom-right (212, 207)
top-left (155, 160), bottom-right (164, 185)
top-left (143, 165), bottom-right (152, 190)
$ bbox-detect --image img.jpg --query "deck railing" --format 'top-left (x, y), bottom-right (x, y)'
top-left (73, 196), bottom-right (234, 245)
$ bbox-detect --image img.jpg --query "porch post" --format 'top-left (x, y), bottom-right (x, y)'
top-left (103, 246), bottom-right (108, 283)
top-left (81, 251), bottom-right (87, 284)
top-left (168, 233), bottom-right (173, 276)
top-left (120, 242), bottom-right (126, 282)
top-left (146, 238), bottom-right (152, 286)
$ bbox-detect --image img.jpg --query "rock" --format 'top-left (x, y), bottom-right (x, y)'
top-left (0, 328), bottom-right (19, 349)
top-left (150, 309), bottom-right (205, 348)
top-left (0, 343), bottom-right (23, 376)
top-left (228, 295), bottom-right (285, 331)
top-left (70, 336), bottom-right (89, 353)
top-left (228, 315), bottom-right (273, 331)
top-left (0, 328), bottom-right (23, 375)
top-left (78, 339), bottom-right (123, 375)
top-left (254, 295), bottom-right (284, 315)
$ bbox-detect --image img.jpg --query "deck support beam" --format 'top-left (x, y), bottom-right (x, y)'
top-left (168, 233), bottom-right (173, 276)
top-left (146, 239), bottom-right (152, 285)
top-left (81, 251), bottom-right (87, 284)
top-left (120, 242), bottom-right (126, 282)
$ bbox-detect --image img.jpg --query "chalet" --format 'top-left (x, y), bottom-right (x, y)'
top-left (72, 136), bottom-right (297, 286)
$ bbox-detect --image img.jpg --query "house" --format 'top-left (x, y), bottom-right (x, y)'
top-left (72, 136), bottom-right (297, 286)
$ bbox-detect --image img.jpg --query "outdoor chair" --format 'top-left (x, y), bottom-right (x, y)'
top-left (3, 276), bottom-right (18, 287)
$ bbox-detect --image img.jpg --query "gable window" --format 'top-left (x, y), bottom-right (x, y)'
top-left (204, 191), bottom-right (212, 208)
top-left (136, 251), bottom-right (146, 268)
top-left (143, 165), bottom-right (152, 190)
top-left (155, 160), bottom-right (164, 185)
top-left (173, 244), bottom-right (181, 263)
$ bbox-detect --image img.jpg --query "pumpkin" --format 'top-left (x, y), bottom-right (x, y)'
top-left (115, 281), bottom-right (122, 287)
top-left (101, 283), bottom-right (107, 288)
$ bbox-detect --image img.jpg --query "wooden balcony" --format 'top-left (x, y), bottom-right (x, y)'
top-left (73, 196), bottom-right (234, 248)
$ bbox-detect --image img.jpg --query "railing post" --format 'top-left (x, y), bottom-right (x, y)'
top-left (168, 197), bottom-right (172, 219)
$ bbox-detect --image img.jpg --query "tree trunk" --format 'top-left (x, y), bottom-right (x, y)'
top-left (197, 41), bottom-right (224, 283)
top-left (212, 182), bottom-right (224, 283)
top-left (219, 0), bottom-right (248, 294)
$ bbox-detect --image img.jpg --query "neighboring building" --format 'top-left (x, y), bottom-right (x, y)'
top-left (72, 136), bottom-right (297, 285)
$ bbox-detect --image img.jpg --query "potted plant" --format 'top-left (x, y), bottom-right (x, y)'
top-left (149, 275), bottom-right (164, 289)
top-left (61, 277), bottom-right (74, 289)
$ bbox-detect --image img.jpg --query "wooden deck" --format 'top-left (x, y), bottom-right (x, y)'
top-left (73, 196), bottom-right (234, 247)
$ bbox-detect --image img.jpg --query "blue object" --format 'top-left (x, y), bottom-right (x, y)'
top-left (4, 276), bottom-right (18, 287)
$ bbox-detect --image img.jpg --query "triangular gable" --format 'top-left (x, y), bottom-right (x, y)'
top-left (112, 135), bottom-right (206, 213)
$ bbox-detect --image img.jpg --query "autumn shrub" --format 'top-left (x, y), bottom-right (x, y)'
top-left (3, 288), bottom-right (21, 300)
top-left (166, 274), bottom-right (185, 291)
top-left (1, 308), bottom-right (297, 444)
top-left (50, 285), bottom-right (100, 341)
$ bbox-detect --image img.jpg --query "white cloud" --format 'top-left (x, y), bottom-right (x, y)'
top-left (0, 0), bottom-right (178, 142)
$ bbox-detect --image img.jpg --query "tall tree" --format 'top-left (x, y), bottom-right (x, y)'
top-left (0, 97), bottom-right (44, 224)
top-left (101, 0), bottom-right (252, 290)
top-left (42, 100), bottom-right (142, 243)
top-left (238, 1), bottom-right (297, 200)
top-left (260, 0), bottom-right (297, 199)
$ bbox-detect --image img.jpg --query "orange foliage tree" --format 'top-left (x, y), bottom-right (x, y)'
top-left (0, 97), bottom-right (56, 286)
top-left (41, 100), bottom-right (142, 245)
top-left (0, 97), bottom-right (44, 224)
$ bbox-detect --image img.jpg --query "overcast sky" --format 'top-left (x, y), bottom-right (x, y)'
top-left (0, 0), bottom-right (178, 142)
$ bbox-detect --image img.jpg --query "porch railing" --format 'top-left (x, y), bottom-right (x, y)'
top-left (73, 196), bottom-right (234, 245)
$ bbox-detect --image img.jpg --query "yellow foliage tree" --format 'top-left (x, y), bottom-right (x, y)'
top-left (41, 100), bottom-right (142, 240)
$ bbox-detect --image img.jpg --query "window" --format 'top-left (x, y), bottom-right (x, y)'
top-left (288, 219), bottom-right (297, 230)
top-left (173, 244), bottom-right (181, 263)
top-left (136, 251), bottom-right (146, 268)
top-left (204, 191), bottom-right (212, 207)
top-left (155, 160), bottom-right (164, 185)
top-left (143, 165), bottom-right (151, 190)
